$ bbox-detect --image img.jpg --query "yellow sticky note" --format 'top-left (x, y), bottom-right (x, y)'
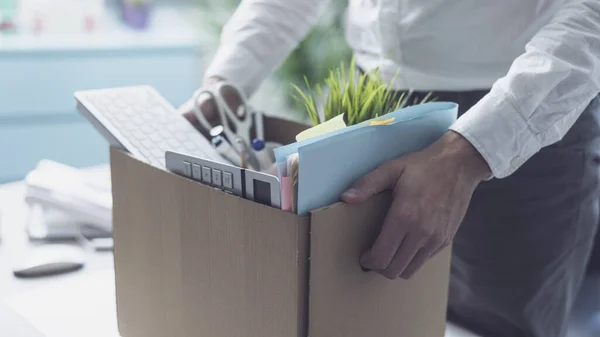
top-left (296, 114), bottom-right (347, 142)
top-left (369, 117), bottom-right (395, 126)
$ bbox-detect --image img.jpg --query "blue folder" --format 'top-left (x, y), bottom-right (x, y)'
top-left (274, 102), bottom-right (459, 216)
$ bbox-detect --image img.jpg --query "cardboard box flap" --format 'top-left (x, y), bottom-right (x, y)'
top-left (110, 148), bottom-right (310, 337)
top-left (308, 192), bottom-right (451, 337)
top-left (263, 114), bottom-right (310, 145)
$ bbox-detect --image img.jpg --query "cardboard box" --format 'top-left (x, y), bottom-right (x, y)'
top-left (109, 115), bottom-right (451, 337)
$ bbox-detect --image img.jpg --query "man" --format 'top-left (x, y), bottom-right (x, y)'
top-left (180, 1), bottom-right (600, 336)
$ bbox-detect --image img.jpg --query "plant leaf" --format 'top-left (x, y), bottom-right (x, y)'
top-left (291, 56), bottom-right (435, 126)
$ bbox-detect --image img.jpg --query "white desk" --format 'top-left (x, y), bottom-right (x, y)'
top-left (0, 167), bottom-right (115, 336)
top-left (0, 170), bottom-right (597, 337)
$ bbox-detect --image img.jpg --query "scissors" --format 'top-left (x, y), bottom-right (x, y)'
top-left (192, 81), bottom-right (264, 148)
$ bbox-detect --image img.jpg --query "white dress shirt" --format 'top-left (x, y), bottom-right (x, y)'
top-left (203, 0), bottom-right (600, 178)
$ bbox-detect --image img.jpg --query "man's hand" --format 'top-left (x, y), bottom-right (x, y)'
top-left (341, 131), bottom-right (491, 279)
top-left (178, 76), bottom-right (244, 133)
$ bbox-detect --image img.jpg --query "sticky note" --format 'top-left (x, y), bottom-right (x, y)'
top-left (296, 114), bottom-right (346, 142)
top-left (370, 118), bottom-right (395, 125)
top-left (281, 176), bottom-right (292, 212)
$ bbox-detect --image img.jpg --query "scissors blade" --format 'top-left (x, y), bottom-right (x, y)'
top-left (254, 109), bottom-right (265, 141)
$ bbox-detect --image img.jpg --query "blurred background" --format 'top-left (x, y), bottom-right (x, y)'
top-left (0, 0), bottom-right (351, 183)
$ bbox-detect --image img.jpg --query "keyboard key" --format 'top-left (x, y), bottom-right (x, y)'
top-left (212, 169), bottom-right (222, 186)
top-left (105, 104), bottom-right (120, 114)
top-left (149, 106), bottom-right (167, 117)
top-left (141, 139), bottom-right (154, 149)
top-left (122, 106), bottom-right (134, 115)
top-left (164, 136), bottom-right (179, 146)
top-left (121, 121), bottom-right (137, 132)
top-left (114, 112), bottom-right (128, 122)
top-left (201, 167), bottom-right (212, 183)
top-left (132, 130), bottom-right (145, 140)
top-left (155, 142), bottom-right (168, 153)
top-left (131, 115), bottom-right (144, 125)
top-left (151, 148), bottom-right (163, 159)
top-left (113, 99), bottom-right (126, 109)
top-left (183, 161), bottom-right (192, 177)
top-left (153, 157), bottom-right (165, 167)
top-left (139, 147), bottom-right (152, 159)
top-left (222, 172), bottom-right (233, 189)
top-left (192, 164), bottom-right (202, 180)
top-left (158, 129), bottom-right (171, 139)
top-left (149, 132), bottom-right (161, 142)
top-left (167, 123), bottom-right (181, 132)
top-left (184, 141), bottom-right (197, 151)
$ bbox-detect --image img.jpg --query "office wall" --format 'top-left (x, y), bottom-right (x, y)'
top-left (0, 2), bottom-right (205, 183)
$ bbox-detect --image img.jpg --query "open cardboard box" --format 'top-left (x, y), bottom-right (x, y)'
top-left (109, 114), bottom-right (451, 337)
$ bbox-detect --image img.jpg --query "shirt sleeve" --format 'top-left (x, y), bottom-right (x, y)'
top-left (449, 0), bottom-right (600, 178)
top-left (203, 0), bottom-right (330, 98)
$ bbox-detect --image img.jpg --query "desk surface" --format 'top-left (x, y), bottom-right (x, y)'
top-left (0, 167), bottom-right (114, 336)
top-left (0, 168), bottom-right (597, 337)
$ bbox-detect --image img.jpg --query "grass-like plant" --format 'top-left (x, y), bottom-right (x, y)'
top-left (292, 58), bottom-right (433, 126)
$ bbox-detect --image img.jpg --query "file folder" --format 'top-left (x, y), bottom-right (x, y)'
top-left (274, 102), bottom-right (458, 215)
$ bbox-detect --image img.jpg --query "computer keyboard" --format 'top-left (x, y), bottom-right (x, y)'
top-left (74, 86), bottom-right (223, 168)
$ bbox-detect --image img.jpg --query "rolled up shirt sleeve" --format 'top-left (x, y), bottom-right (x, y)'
top-left (203, 0), bottom-right (330, 98)
top-left (450, 0), bottom-right (600, 178)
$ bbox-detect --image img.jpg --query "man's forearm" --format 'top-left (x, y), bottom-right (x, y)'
top-left (204, 0), bottom-right (330, 97)
top-left (450, 0), bottom-right (600, 178)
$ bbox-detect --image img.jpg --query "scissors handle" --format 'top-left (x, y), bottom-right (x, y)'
top-left (193, 81), bottom-right (263, 152)
top-left (192, 88), bottom-right (217, 133)
top-left (212, 82), bottom-right (254, 144)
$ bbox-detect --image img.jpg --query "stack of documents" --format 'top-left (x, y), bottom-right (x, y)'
top-left (24, 160), bottom-right (113, 233)
top-left (274, 102), bottom-right (458, 215)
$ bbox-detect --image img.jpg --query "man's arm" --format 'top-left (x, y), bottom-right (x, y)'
top-left (341, 0), bottom-right (600, 280)
top-left (450, 0), bottom-right (600, 178)
top-left (203, 0), bottom-right (330, 98)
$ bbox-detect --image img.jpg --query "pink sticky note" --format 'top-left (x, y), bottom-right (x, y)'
top-left (281, 176), bottom-right (292, 212)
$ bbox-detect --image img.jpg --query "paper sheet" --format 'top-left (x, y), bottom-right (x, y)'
top-left (295, 114), bottom-right (346, 141)
top-left (6, 269), bottom-right (120, 337)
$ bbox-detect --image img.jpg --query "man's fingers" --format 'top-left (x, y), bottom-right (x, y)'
top-left (399, 238), bottom-right (441, 279)
top-left (217, 83), bottom-right (245, 116)
top-left (183, 111), bottom-right (199, 126)
top-left (360, 200), bottom-right (410, 271)
top-left (361, 233), bottom-right (407, 272)
top-left (429, 240), bottom-right (451, 260)
top-left (342, 159), bottom-right (404, 203)
top-left (380, 233), bottom-right (426, 279)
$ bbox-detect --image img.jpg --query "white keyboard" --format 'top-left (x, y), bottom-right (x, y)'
top-left (74, 86), bottom-right (223, 168)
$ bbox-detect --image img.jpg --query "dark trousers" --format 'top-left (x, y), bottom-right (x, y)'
top-left (398, 90), bottom-right (600, 337)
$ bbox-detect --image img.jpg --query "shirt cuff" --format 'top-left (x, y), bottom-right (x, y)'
top-left (448, 89), bottom-right (542, 179)
top-left (203, 44), bottom-right (270, 99)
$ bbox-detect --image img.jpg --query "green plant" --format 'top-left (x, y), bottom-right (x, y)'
top-left (293, 58), bottom-right (434, 126)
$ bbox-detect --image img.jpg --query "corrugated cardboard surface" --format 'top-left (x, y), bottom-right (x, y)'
top-left (262, 115), bottom-right (309, 145)
top-left (110, 116), bottom-right (451, 337)
top-left (309, 192), bottom-right (451, 337)
top-left (110, 148), bottom-right (310, 337)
